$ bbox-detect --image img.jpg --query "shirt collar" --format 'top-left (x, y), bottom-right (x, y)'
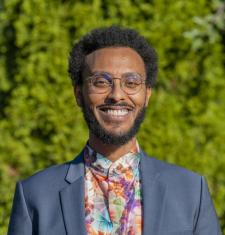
top-left (83, 141), bottom-right (140, 177)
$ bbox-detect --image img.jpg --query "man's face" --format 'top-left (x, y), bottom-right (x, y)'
top-left (75, 47), bottom-right (151, 146)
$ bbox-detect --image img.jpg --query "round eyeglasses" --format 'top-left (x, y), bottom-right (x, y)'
top-left (85, 72), bottom-right (146, 95)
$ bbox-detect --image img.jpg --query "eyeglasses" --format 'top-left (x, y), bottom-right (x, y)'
top-left (85, 72), bottom-right (146, 95)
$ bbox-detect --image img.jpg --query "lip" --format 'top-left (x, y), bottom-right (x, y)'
top-left (98, 105), bottom-right (134, 111)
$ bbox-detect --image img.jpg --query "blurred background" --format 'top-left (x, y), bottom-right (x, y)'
top-left (0, 0), bottom-right (225, 234)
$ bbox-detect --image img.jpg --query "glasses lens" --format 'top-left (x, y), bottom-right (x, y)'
top-left (90, 73), bottom-right (112, 93)
top-left (122, 73), bottom-right (143, 94)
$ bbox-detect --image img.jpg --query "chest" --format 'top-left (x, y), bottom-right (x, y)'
top-left (84, 167), bottom-right (142, 234)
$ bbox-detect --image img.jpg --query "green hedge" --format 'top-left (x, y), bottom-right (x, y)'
top-left (0, 0), bottom-right (224, 234)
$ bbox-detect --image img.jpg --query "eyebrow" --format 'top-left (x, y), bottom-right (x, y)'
top-left (90, 71), bottom-right (112, 75)
top-left (90, 71), bottom-right (144, 77)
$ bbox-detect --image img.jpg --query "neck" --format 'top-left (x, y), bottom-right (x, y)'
top-left (88, 133), bottom-right (137, 162)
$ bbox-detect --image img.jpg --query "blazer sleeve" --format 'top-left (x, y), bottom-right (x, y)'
top-left (194, 176), bottom-right (222, 235)
top-left (7, 181), bottom-right (32, 235)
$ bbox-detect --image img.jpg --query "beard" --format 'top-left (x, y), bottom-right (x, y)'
top-left (80, 97), bottom-right (146, 147)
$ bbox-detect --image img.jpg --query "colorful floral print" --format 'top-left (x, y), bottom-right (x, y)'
top-left (84, 143), bottom-right (142, 235)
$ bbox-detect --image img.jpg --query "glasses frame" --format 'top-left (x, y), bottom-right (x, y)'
top-left (85, 71), bottom-right (147, 95)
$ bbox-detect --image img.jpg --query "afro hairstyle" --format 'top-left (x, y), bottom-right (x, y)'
top-left (68, 25), bottom-right (158, 87)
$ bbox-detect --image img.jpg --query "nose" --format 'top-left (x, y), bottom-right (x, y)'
top-left (106, 79), bottom-right (126, 102)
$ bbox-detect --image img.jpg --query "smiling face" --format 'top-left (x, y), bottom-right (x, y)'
top-left (75, 47), bottom-right (151, 146)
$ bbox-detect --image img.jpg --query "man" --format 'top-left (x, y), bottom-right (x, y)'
top-left (8, 26), bottom-right (221, 235)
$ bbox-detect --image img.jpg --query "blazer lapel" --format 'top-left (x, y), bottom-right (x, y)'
top-left (59, 150), bottom-right (167, 235)
top-left (60, 153), bottom-right (87, 235)
top-left (140, 151), bottom-right (167, 235)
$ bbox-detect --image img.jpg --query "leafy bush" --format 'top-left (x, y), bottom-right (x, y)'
top-left (0, 0), bottom-right (224, 234)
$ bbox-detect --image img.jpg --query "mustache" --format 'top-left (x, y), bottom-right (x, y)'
top-left (97, 102), bottom-right (134, 109)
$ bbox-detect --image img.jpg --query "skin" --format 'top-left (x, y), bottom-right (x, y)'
top-left (75, 47), bottom-right (151, 161)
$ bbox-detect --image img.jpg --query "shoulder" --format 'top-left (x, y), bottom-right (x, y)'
top-left (19, 151), bottom-right (84, 195)
top-left (20, 162), bottom-right (70, 193)
top-left (141, 151), bottom-right (201, 176)
top-left (141, 152), bottom-right (209, 208)
top-left (21, 151), bottom-right (84, 187)
top-left (141, 151), bottom-right (204, 189)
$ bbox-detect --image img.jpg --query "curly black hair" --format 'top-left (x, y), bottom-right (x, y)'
top-left (68, 25), bottom-right (158, 87)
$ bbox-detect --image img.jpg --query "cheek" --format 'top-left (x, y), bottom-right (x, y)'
top-left (130, 92), bottom-right (148, 108)
top-left (83, 92), bottom-right (106, 110)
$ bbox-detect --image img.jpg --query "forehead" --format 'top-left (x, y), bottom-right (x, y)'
top-left (85, 47), bottom-right (146, 75)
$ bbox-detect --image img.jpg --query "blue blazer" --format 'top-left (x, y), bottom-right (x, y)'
top-left (8, 150), bottom-right (221, 235)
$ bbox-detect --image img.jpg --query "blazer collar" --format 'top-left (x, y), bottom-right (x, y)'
top-left (60, 151), bottom-right (86, 235)
top-left (60, 149), bottom-right (167, 235)
top-left (65, 150), bottom-right (85, 183)
top-left (140, 151), bottom-right (167, 235)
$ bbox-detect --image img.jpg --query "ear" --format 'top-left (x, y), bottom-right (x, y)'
top-left (145, 87), bottom-right (152, 107)
top-left (74, 85), bottom-right (82, 107)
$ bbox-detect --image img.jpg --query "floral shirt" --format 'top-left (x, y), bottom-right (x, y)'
top-left (84, 143), bottom-right (142, 235)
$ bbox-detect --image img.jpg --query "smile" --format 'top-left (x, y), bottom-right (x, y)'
top-left (98, 105), bottom-right (133, 120)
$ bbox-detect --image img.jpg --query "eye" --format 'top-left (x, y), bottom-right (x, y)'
top-left (124, 74), bottom-right (142, 88)
top-left (92, 74), bottom-right (112, 87)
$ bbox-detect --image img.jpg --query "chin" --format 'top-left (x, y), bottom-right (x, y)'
top-left (102, 123), bottom-right (132, 133)
top-left (80, 98), bottom-right (146, 146)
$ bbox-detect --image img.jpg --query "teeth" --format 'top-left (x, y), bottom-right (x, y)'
top-left (107, 109), bottom-right (128, 116)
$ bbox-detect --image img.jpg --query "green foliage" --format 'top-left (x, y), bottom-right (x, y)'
top-left (0, 0), bottom-right (224, 234)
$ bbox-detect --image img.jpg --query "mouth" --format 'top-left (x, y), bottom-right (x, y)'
top-left (98, 105), bottom-right (134, 118)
